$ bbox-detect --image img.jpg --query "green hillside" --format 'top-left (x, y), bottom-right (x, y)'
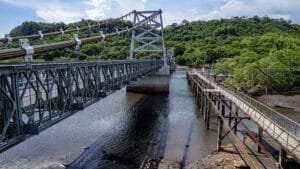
top-left (1, 16), bottom-right (300, 93)
top-left (164, 17), bottom-right (300, 93)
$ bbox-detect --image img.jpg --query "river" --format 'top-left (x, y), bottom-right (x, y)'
top-left (0, 69), bottom-right (217, 169)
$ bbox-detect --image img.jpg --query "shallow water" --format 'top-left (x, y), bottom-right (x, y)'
top-left (0, 70), bottom-right (218, 169)
top-left (70, 70), bottom-right (218, 168)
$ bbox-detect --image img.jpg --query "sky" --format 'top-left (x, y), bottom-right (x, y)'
top-left (0, 0), bottom-right (300, 37)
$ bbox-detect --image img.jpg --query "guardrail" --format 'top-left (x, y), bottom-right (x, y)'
top-left (201, 71), bottom-right (300, 137)
top-left (0, 10), bottom-right (161, 60)
top-left (0, 59), bottom-right (164, 152)
top-left (197, 70), bottom-right (300, 159)
top-left (226, 87), bottom-right (299, 137)
top-left (0, 11), bottom-right (134, 43)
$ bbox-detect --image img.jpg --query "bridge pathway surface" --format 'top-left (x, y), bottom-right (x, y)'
top-left (192, 69), bottom-right (300, 161)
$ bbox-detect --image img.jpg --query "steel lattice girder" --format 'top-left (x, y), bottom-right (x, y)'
top-left (129, 10), bottom-right (167, 63)
top-left (0, 60), bottom-right (163, 152)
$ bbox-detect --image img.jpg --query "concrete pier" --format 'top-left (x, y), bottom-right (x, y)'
top-left (126, 65), bottom-right (170, 93)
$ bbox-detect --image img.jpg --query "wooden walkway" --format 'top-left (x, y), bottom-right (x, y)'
top-left (190, 70), bottom-right (300, 161)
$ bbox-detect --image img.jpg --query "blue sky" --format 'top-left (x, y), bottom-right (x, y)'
top-left (0, 0), bottom-right (300, 37)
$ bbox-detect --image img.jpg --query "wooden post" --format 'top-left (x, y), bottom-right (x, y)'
top-left (197, 87), bottom-right (200, 106)
top-left (204, 97), bottom-right (207, 122)
top-left (217, 103), bottom-right (225, 151)
top-left (195, 86), bottom-right (198, 103)
top-left (234, 105), bottom-right (239, 134)
top-left (279, 148), bottom-right (287, 169)
top-left (217, 93), bottom-right (221, 111)
top-left (257, 126), bottom-right (263, 153)
top-left (206, 99), bottom-right (210, 130)
top-left (200, 93), bottom-right (203, 115)
top-left (192, 83), bottom-right (194, 94)
top-left (203, 97), bottom-right (207, 120)
top-left (228, 101), bottom-right (232, 127)
top-left (213, 92), bottom-right (216, 105)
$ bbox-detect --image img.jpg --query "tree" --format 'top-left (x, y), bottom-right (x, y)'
top-left (173, 44), bottom-right (185, 57)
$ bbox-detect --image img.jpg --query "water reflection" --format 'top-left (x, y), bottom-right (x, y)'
top-left (70, 94), bottom-right (169, 169)
top-left (71, 70), bottom-right (218, 169)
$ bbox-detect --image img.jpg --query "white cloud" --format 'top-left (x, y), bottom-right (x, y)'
top-left (85, 0), bottom-right (112, 19)
top-left (163, 0), bottom-right (300, 25)
top-left (85, 0), bottom-right (147, 19)
top-left (0, 0), bottom-right (147, 23)
top-left (0, 0), bottom-right (299, 25)
top-left (199, 0), bottom-right (299, 20)
top-left (36, 7), bottom-right (84, 23)
top-left (0, 0), bottom-right (88, 23)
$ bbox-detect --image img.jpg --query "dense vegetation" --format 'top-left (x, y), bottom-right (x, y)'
top-left (1, 16), bottom-right (300, 94)
top-left (0, 19), bottom-right (133, 62)
top-left (164, 17), bottom-right (300, 93)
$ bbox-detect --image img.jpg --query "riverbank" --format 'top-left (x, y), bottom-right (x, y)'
top-left (158, 145), bottom-right (246, 169)
top-left (257, 94), bottom-right (300, 112)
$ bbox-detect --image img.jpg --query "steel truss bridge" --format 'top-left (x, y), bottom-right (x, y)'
top-left (0, 60), bottom-right (163, 152)
top-left (1, 8), bottom-right (299, 169)
top-left (0, 10), bottom-right (167, 151)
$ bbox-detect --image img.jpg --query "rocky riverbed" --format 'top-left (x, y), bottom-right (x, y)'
top-left (157, 145), bottom-right (247, 169)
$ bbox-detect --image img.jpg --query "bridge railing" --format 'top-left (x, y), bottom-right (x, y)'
top-left (0, 10), bottom-right (161, 60)
top-left (0, 11), bottom-right (134, 43)
top-left (200, 71), bottom-right (300, 137)
top-left (0, 59), bottom-right (163, 152)
top-left (226, 88), bottom-right (299, 137)
top-left (198, 70), bottom-right (300, 158)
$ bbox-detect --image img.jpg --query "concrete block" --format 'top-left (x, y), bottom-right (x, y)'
top-left (126, 66), bottom-right (170, 93)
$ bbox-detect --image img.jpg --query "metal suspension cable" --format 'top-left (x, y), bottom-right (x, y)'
top-left (0, 11), bottom-right (161, 60)
top-left (0, 11), bottom-right (135, 43)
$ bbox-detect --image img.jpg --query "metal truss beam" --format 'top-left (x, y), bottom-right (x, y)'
top-left (129, 10), bottom-right (167, 65)
top-left (0, 60), bottom-right (163, 152)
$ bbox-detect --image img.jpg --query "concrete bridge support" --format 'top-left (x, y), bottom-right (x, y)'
top-left (126, 65), bottom-right (170, 93)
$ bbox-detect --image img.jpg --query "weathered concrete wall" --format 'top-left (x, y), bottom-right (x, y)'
top-left (126, 65), bottom-right (170, 93)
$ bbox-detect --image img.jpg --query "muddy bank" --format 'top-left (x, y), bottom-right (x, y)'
top-left (158, 145), bottom-right (246, 169)
top-left (257, 94), bottom-right (300, 112)
top-left (184, 145), bottom-right (247, 169)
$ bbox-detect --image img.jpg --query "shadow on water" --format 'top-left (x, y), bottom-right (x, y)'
top-left (68, 70), bottom-right (218, 169)
top-left (68, 94), bottom-right (169, 169)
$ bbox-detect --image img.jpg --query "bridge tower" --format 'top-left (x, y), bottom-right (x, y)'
top-left (129, 10), bottom-right (167, 65)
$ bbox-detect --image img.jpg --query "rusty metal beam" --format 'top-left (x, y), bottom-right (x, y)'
top-left (187, 71), bottom-right (259, 169)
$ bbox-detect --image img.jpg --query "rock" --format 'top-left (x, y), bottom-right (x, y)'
top-left (233, 160), bottom-right (247, 168)
top-left (224, 157), bottom-right (232, 162)
top-left (42, 164), bottom-right (65, 169)
top-left (216, 158), bottom-right (224, 165)
top-left (223, 165), bottom-right (235, 169)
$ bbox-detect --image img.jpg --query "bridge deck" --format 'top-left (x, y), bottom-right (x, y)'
top-left (190, 70), bottom-right (300, 160)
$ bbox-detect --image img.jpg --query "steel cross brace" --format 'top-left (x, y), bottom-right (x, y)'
top-left (0, 60), bottom-right (163, 152)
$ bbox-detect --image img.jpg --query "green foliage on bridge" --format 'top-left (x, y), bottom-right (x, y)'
top-left (164, 16), bottom-right (300, 93)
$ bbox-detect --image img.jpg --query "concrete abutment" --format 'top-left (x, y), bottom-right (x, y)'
top-left (126, 65), bottom-right (170, 93)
